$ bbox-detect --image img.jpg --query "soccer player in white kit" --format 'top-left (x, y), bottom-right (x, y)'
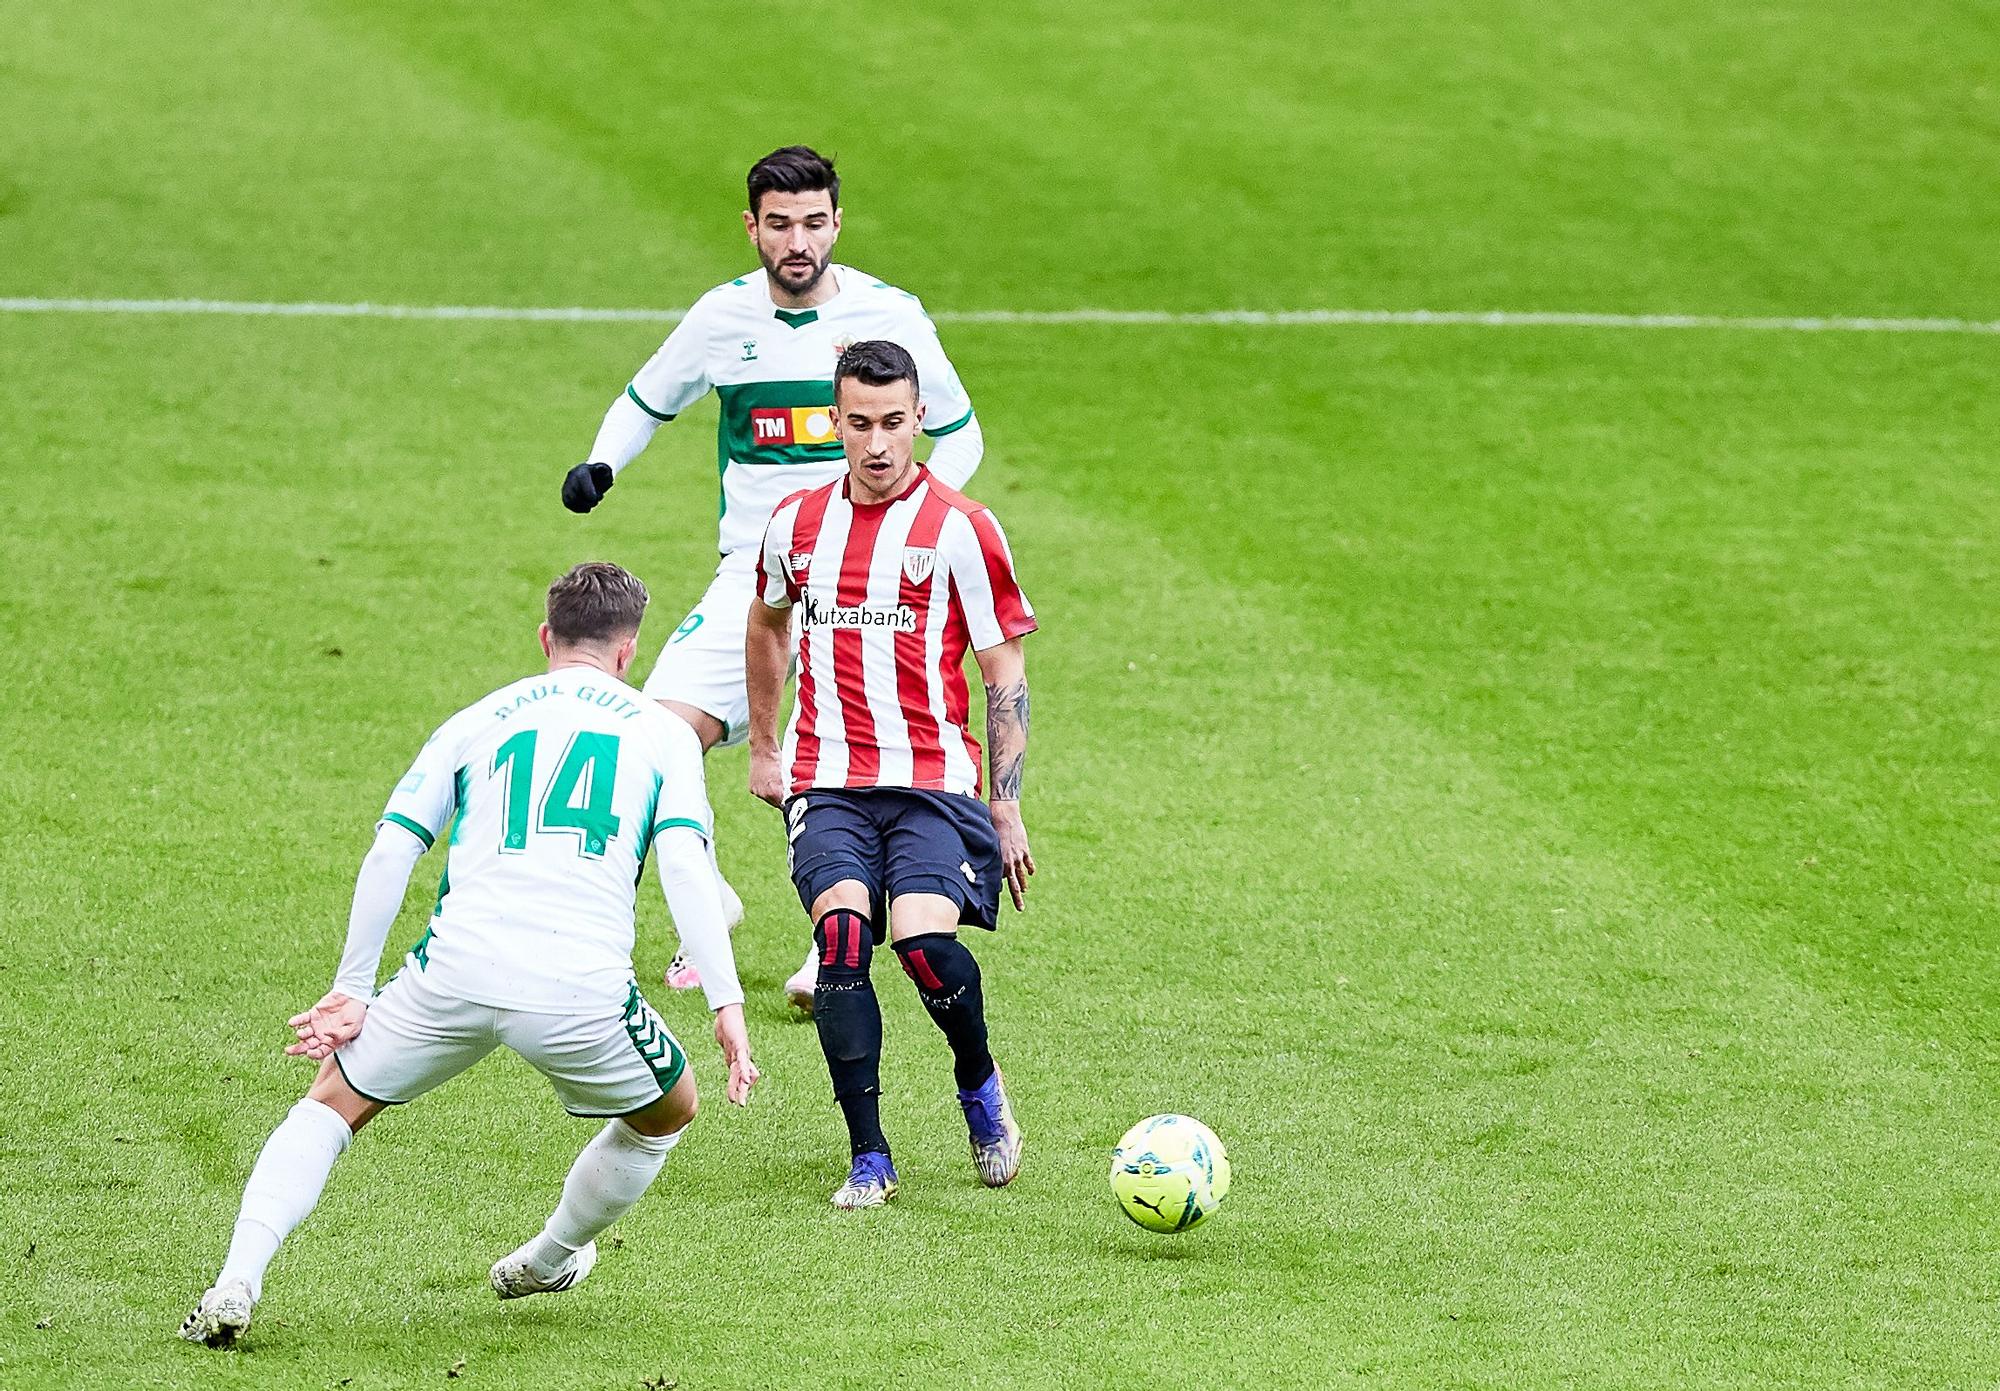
top-left (178, 564), bottom-right (758, 1349)
top-left (560, 146), bottom-right (984, 1012)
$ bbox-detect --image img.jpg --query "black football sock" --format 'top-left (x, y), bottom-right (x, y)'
top-left (893, 933), bottom-right (995, 1092)
top-left (813, 908), bottom-right (888, 1158)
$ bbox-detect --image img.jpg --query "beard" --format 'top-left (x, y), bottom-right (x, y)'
top-left (762, 245), bottom-right (832, 296)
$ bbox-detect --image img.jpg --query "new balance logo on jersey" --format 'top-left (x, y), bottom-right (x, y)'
top-left (800, 591), bottom-right (917, 633)
top-left (751, 406), bottom-right (838, 446)
top-left (902, 548), bottom-right (937, 584)
top-left (788, 551), bottom-right (813, 582)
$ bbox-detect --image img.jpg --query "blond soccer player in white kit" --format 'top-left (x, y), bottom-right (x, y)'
top-left (178, 564), bottom-right (758, 1350)
top-left (559, 146), bottom-right (983, 1012)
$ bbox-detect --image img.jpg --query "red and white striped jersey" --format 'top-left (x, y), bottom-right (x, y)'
top-left (758, 466), bottom-right (1035, 797)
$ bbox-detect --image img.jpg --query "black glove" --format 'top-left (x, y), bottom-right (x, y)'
top-left (561, 462), bottom-right (615, 514)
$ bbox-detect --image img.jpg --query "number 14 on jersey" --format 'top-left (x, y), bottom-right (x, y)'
top-left (491, 730), bottom-right (623, 858)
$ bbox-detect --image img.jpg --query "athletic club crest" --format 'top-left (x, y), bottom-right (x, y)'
top-left (902, 547), bottom-right (937, 584)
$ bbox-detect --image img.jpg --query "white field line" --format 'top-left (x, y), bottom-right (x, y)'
top-left (1, 296), bottom-right (1998, 335)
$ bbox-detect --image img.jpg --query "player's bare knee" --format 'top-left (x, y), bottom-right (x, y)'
top-left (306, 1059), bottom-right (383, 1134)
top-left (809, 880), bottom-right (871, 921)
top-left (627, 1070), bottom-right (697, 1137)
top-left (887, 891), bottom-right (961, 944)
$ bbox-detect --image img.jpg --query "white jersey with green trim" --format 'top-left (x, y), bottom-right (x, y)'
top-left (623, 265), bottom-right (978, 556)
top-left (376, 668), bottom-right (711, 1013)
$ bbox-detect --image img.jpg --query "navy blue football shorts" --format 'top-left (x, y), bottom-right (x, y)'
top-left (785, 787), bottom-right (1003, 938)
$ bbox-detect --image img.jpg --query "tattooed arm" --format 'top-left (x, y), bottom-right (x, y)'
top-left (974, 637), bottom-right (1035, 910)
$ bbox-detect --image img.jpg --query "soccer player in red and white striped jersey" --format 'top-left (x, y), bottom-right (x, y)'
top-left (745, 340), bottom-right (1036, 1209)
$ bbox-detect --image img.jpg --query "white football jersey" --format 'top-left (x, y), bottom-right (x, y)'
top-left (377, 669), bottom-right (711, 1012)
top-left (623, 265), bottom-right (977, 556)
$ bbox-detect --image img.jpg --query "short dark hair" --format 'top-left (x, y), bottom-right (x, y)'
top-left (545, 562), bottom-right (648, 644)
top-left (747, 146), bottom-right (839, 216)
top-left (833, 340), bottom-right (919, 402)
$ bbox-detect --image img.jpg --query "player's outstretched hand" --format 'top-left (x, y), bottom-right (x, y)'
top-left (561, 461), bottom-right (615, 514)
top-left (285, 991), bottom-right (367, 1060)
top-left (991, 799), bottom-right (1035, 912)
top-left (713, 1003), bottom-right (760, 1105)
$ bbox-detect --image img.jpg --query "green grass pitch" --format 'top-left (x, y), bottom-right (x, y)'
top-left (2, 1), bottom-right (1997, 1387)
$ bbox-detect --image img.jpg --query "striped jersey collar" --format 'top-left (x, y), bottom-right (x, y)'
top-left (841, 465), bottom-right (929, 510)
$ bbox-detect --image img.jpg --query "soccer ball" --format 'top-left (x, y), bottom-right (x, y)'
top-left (1109, 1114), bottom-right (1231, 1232)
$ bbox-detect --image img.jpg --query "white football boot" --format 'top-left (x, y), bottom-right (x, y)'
top-left (488, 1240), bottom-right (598, 1300)
top-left (177, 1278), bottom-right (255, 1348)
top-left (783, 945), bottom-right (818, 1013)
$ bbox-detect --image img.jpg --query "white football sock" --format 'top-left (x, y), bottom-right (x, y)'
top-left (217, 1097), bottom-right (354, 1299)
top-left (526, 1119), bottom-right (680, 1276)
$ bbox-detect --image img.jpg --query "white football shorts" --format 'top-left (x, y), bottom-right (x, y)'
top-left (641, 549), bottom-right (760, 747)
top-left (334, 964), bottom-right (687, 1118)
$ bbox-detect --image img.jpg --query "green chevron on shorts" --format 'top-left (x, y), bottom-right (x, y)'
top-left (620, 983), bottom-right (686, 1094)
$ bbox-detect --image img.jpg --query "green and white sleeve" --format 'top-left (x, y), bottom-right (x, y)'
top-left (925, 412), bottom-right (983, 488)
top-left (596, 309), bottom-right (713, 474)
top-left (334, 719), bottom-right (461, 998)
top-left (377, 723), bottom-right (461, 850)
top-left (908, 315), bottom-right (981, 485)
